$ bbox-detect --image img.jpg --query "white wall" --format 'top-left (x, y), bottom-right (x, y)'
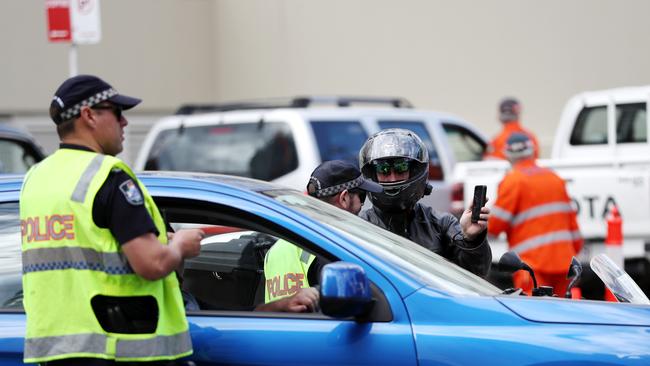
top-left (1, 0), bottom-right (649, 162)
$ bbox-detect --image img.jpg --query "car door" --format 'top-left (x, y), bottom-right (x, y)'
top-left (153, 194), bottom-right (417, 366)
top-left (0, 186), bottom-right (417, 366)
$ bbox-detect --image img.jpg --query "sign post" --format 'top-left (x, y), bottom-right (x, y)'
top-left (46, 0), bottom-right (102, 77)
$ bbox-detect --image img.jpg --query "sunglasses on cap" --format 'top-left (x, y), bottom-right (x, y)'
top-left (373, 159), bottom-right (410, 175)
top-left (91, 103), bottom-right (123, 121)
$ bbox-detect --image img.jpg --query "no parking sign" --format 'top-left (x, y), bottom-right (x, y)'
top-left (46, 0), bottom-right (101, 44)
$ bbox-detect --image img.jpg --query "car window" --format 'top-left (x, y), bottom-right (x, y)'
top-left (570, 106), bottom-right (608, 145)
top-left (0, 202), bottom-right (22, 309)
top-left (310, 121), bottom-right (368, 165)
top-left (377, 121), bottom-right (440, 162)
top-left (265, 190), bottom-right (501, 296)
top-left (0, 140), bottom-right (40, 174)
top-left (442, 123), bottom-right (486, 162)
top-left (159, 200), bottom-right (391, 318)
top-left (144, 122), bottom-right (298, 181)
top-left (616, 103), bottom-right (647, 143)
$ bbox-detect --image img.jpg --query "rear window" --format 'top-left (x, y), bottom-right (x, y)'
top-left (377, 120), bottom-right (440, 163)
top-left (144, 122), bottom-right (298, 181)
top-left (616, 103), bottom-right (646, 143)
top-left (310, 121), bottom-right (368, 165)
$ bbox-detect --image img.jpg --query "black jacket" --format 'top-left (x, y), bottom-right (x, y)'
top-left (360, 203), bottom-right (491, 277)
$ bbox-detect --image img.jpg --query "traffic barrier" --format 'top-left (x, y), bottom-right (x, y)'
top-left (604, 205), bottom-right (623, 302)
top-left (570, 287), bottom-right (582, 299)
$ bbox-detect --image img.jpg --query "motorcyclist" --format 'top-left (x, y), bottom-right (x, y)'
top-left (359, 128), bottom-right (492, 277)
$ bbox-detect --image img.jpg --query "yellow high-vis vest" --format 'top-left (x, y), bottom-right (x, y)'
top-left (20, 149), bottom-right (192, 363)
top-left (264, 238), bottom-right (315, 303)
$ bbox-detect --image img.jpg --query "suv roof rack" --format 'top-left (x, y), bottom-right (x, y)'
top-left (175, 95), bottom-right (413, 115)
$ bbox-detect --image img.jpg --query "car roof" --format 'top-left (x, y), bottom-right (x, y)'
top-left (0, 124), bottom-right (40, 144)
top-left (0, 172), bottom-right (294, 198)
top-left (137, 171), bottom-right (292, 193)
top-left (575, 85), bottom-right (650, 104)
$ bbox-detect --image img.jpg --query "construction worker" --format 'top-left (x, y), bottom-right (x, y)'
top-left (484, 97), bottom-right (540, 160)
top-left (359, 129), bottom-right (492, 278)
top-left (488, 132), bottom-right (583, 296)
top-left (20, 75), bottom-right (203, 365)
top-left (259, 160), bottom-right (382, 312)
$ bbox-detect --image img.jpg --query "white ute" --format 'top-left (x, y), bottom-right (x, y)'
top-left (453, 85), bottom-right (650, 296)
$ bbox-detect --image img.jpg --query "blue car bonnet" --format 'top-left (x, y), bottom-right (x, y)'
top-left (497, 296), bottom-right (650, 326)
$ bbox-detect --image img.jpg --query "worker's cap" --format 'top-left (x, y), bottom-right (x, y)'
top-left (504, 132), bottom-right (534, 160)
top-left (499, 97), bottom-right (521, 122)
top-left (49, 74), bottom-right (141, 125)
top-left (307, 160), bottom-right (382, 198)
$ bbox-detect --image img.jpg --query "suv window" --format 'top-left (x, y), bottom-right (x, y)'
top-left (616, 103), bottom-right (646, 143)
top-left (377, 121), bottom-right (440, 162)
top-left (144, 122), bottom-right (298, 181)
top-left (442, 123), bottom-right (486, 162)
top-left (310, 121), bottom-right (368, 164)
top-left (0, 140), bottom-right (40, 174)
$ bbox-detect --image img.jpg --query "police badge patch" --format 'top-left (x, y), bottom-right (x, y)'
top-left (119, 179), bottom-right (144, 205)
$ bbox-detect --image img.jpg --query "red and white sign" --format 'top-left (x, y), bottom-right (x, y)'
top-left (46, 0), bottom-right (101, 44)
top-left (46, 0), bottom-right (72, 42)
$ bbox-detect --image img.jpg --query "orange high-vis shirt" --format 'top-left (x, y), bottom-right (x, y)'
top-left (484, 121), bottom-right (540, 160)
top-left (488, 159), bottom-right (583, 273)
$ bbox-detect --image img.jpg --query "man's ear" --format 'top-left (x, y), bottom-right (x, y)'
top-left (78, 106), bottom-right (97, 129)
top-left (337, 190), bottom-right (351, 209)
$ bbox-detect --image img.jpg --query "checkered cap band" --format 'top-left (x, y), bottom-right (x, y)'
top-left (58, 88), bottom-right (118, 121)
top-left (311, 175), bottom-right (364, 198)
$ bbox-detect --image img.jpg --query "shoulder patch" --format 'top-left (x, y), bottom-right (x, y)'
top-left (118, 179), bottom-right (144, 205)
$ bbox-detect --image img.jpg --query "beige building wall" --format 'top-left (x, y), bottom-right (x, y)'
top-left (1, 0), bottom-right (650, 163)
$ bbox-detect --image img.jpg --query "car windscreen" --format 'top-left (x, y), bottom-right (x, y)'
top-left (309, 121), bottom-right (368, 165)
top-left (144, 122), bottom-right (298, 181)
top-left (264, 190), bottom-right (500, 296)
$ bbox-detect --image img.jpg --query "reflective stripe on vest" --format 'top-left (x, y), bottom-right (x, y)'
top-left (492, 201), bottom-right (574, 227)
top-left (512, 230), bottom-right (581, 254)
top-left (71, 154), bottom-right (105, 203)
top-left (22, 246), bottom-right (133, 275)
top-left (25, 331), bottom-right (191, 360)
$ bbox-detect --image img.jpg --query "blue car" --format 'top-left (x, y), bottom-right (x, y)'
top-left (0, 172), bottom-right (649, 365)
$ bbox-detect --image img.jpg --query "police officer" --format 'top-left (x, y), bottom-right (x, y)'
top-left (20, 75), bottom-right (203, 365)
top-left (258, 160), bottom-right (382, 312)
top-left (484, 97), bottom-right (540, 160)
top-left (359, 129), bottom-right (492, 277)
top-left (489, 132), bottom-right (583, 296)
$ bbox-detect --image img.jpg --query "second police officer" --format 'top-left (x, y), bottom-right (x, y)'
top-left (358, 128), bottom-right (492, 277)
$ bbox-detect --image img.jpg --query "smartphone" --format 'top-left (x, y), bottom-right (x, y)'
top-left (471, 185), bottom-right (487, 223)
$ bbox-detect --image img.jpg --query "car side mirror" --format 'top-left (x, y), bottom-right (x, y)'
top-left (319, 262), bottom-right (373, 319)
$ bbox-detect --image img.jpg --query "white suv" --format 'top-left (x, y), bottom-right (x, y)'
top-left (134, 96), bottom-right (487, 213)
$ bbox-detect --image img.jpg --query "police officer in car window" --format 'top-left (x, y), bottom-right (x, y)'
top-left (256, 160), bottom-right (382, 312)
top-left (20, 75), bottom-right (203, 365)
top-left (359, 128), bottom-right (492, 277)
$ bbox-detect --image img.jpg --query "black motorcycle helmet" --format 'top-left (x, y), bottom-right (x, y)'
top-left (359, 128), bottom-right (431, 213)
